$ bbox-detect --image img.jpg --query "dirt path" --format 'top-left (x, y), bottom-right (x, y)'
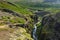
top-left (0, 30), bottom-right (10, 40)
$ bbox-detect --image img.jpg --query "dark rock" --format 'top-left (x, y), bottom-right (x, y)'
top-left (9, 25), bottom-right (14, 28)
top-left (8, 24), bottom-right (25, 28)
top-left (1, 9), bottom-right (21, 17)
top-left (1, 9), bottom-right (14, 13)
top-left (37, 13), bottom-right (60, 40)
top-left (7, 2), bottom-right (17, 7)
top-left (35, 10), bottom-right (50, 17)
top-left (30, 15), bottom-right (38, 23)
top-left (15, 24), bottom-right (24, 27)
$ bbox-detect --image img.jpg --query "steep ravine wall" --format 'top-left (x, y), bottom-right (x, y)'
top-left (37, 13), bottom-right (60, 40)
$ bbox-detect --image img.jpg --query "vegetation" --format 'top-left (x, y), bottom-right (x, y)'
top-left (15, 1), bottom-right (60, 13)
top-left (0, 1), bottom-right (34, 40)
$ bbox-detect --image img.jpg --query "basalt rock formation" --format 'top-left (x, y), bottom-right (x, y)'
top-left (37, 13), bottom-right (60, 40)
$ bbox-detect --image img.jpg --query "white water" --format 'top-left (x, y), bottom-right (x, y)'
top-left (33, 24), bottom-right (37, 40)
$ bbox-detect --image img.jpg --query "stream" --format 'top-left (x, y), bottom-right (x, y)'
top-left (33, 24), bottom-right (37, 40)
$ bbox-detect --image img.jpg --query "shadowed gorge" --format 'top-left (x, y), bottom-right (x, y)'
top-left (37, 13), bottom-right (60, 40)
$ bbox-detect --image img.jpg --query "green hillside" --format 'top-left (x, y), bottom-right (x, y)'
top-left (0, 1), bottom-right (34, 40)
top-left (0, 1), bottom-right (32, 16)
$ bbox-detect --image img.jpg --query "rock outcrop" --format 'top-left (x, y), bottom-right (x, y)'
top-left (37, 13), bottom-right (60, 40)
top-left (35, 10), bottom-right (50, 17)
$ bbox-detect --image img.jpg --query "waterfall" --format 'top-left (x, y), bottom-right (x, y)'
top-left (33, 24), bottom-right (37, 40)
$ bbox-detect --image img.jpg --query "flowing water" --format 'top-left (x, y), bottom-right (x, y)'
top-left (33, 24), bottom-right (37, 40)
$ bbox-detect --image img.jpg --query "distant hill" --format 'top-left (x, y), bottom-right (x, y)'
top-left (44, 0), bottom-right (57, 2)
top-left (44, 0), bottom-right (60, 4)
top-left (6, 0), bottom-right (20, 2)
top-left (5, 0), bottom-right (60, 4)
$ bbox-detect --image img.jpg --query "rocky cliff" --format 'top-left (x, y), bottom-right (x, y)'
top-left (37, 12), bottom-right (60, 40)
top-left (0, 1), bottom-right (34, 40)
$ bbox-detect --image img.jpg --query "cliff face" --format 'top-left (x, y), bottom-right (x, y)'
top-left (37, 13), bottom-right (60, 40)
top-left (0, 1), bottom-right (34, 40)
top-left (0, 9), bottom-right (34, 40)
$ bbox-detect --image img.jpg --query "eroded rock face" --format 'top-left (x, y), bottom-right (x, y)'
top-left (35, 10), bottom-right (50, 17)
top-left (37, 13), bottom-right (60, 40)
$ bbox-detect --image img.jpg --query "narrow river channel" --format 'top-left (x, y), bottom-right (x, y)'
top-left (33, 24), bottom-right (37, 40)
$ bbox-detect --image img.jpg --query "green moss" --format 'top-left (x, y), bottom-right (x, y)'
top-left (9, 17), bottom-right (26, 24)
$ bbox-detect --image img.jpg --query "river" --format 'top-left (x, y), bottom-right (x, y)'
top-left (33, 24), bottom-right (37, 40)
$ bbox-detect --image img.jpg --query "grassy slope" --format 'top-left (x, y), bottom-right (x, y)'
top-left (0, 1), bottom-right (34, 24)
top-left (0, 1), bottom-right (32, 16)
top-left (0, 1), bottom-right (34, 33)
top-left (15, 1), bottom-right (60, 13)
